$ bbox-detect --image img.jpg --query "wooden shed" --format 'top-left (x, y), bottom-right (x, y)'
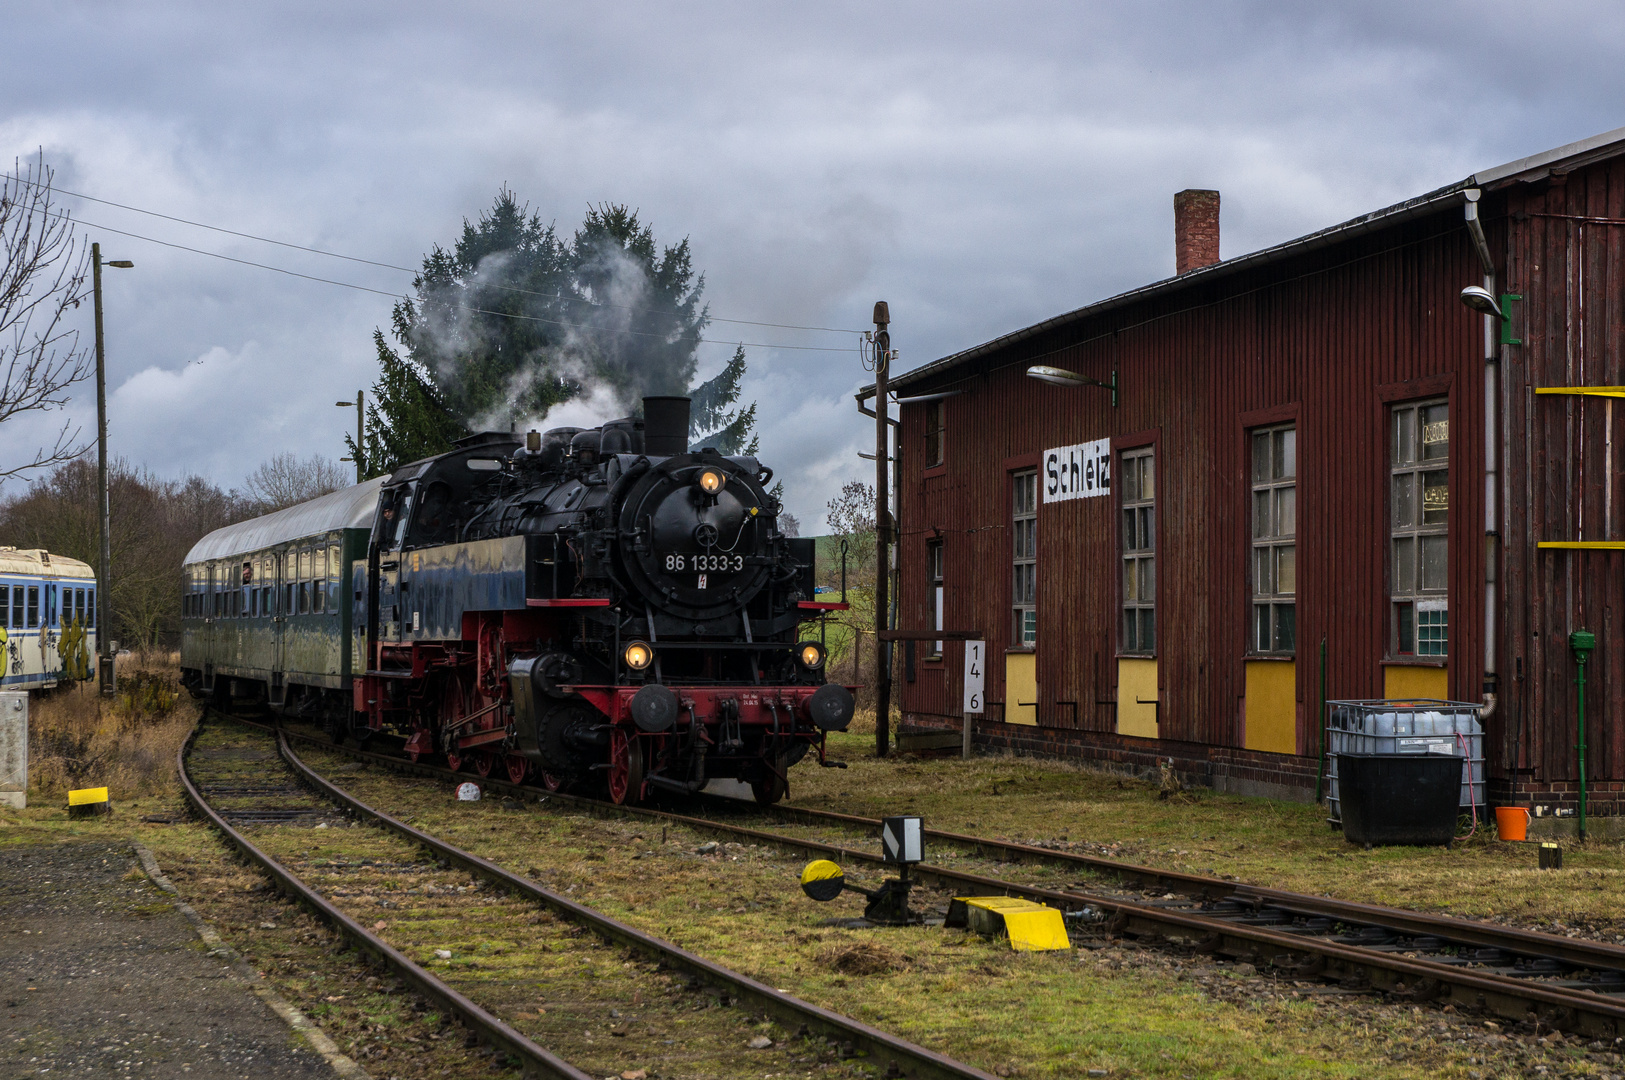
top-left (865, 126), bottom-right (1625, 810)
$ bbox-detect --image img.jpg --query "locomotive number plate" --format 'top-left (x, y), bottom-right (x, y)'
top-left (663, 553), bottom-right (744, 572)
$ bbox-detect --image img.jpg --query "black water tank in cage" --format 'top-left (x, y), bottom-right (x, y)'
top-left (1338, 754), bottom-right (1460, 847)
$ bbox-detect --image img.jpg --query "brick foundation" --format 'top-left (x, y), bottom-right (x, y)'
top-left (902, 715), bottom-right (1320, 803)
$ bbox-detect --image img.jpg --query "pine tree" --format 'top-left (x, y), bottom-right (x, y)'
top-left (358, 192), bottom-right (769, 471)
top-left (689, 345), bottom-right (758, 455)
top-left (345, 329), bottom-right (466, 478)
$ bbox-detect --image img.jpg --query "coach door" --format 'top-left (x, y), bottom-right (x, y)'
top-left (270, 549), bottom-right (288, 705)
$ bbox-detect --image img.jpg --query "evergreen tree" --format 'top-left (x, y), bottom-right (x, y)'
top-left (357, 192), bottom-right (768, 472)
top-left (407, 187), bottom-right (574, 428)
top-left (345, 329), bottom-right (466, 478)
top-left (689, 345), bottom-right (758, 455)
top-left (565, 203), bottom-right (706, 405)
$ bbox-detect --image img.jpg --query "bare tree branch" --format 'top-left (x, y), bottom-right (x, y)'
top-left (0, 152), bottom-right (93, 484)
top-left (240, 452), bottom-right (349, 513)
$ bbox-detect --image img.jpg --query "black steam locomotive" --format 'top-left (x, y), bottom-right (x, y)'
top-left (180, 396), bottom-right (853, 803)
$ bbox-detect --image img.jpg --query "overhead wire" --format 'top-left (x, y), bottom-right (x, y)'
top-left (54, 209), bottom-right (864, 354)
top-left (1, 169), bottom-right (862, 336)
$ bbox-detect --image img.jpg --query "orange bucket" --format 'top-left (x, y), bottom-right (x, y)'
top-left (1495, 806), bottom-right (1531, 842)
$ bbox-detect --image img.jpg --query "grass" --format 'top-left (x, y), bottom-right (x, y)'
top-left (792, 729), bottom-right (1625, 936)
top-left (291, 738), bottom-right (1606, 1079)
top-left (23, 651), bottom-right (196, 800)
top-left (8, 701), bottom-right (1625, 1078)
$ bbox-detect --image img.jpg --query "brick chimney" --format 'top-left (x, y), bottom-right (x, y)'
top-left (1174, 189), bottom-right (1220, 274)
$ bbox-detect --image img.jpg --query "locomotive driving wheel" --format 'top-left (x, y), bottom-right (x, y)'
top-left (471, 752), bottom-right (495, 778)
top-left (606, 728), bottom-right (645, 805)
top-left (750, 769), bottom-right (788, 805)
top-left (505, 755), bottom-right (531, 785)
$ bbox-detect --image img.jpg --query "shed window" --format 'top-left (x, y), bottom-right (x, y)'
top-left (1011, 471), bottom-right (1037, 645)
top-left (1120, 448), bottom-right (1155, 654)
top-left (924, 400), bottom-right (945, 469)
top-left (26, 586), bottom-right (39, 628)
top-left (927, 539), bottom-right (944, 657)
top-left (1251, 425), bottom-right (1297, 653)
top-left (1391, 400), bottom-right (1448, 656)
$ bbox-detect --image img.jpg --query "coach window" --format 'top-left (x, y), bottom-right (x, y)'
top-left (1251, 425), bottom-right (1296, 653)
top-left (296, 549), bottom-right (310, 614)
top-left (328, 544), bottom-right (342, 614)
top-left (1011, 471), bottom-right (1037, 645)
top-left (1120, 448), bottom-right (1156, 654)
top-left (0, 586), bottom-right (8, 628)
top-left (927, 539), bottom-right (944, 657)
top-left (1392, 400), bottom-right (1448, 656)
top-left (87, 588), bottom-right (95, 627)
top-left (26, 586), bottom-right (39, 628)
top-left (924, 400), bottom-right (945, 469)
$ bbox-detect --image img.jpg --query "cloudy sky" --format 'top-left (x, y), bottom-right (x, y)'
top-left (2, 2), bottom-right (1622, 530)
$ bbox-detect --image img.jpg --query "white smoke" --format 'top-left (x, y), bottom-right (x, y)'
top-left (466, 237), bottom-right (697, 437)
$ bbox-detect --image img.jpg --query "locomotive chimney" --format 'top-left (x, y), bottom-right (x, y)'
top-left (643, 396), bottom-right (691, 456)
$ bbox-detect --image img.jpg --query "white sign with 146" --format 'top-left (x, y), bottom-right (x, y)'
top-left (963, 639), bottom-right (986, 716)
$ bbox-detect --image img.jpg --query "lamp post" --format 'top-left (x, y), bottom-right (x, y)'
top-left (336, 391), bottom-right (363, 484)
top-left (91, 243), bottom-right (133, 696)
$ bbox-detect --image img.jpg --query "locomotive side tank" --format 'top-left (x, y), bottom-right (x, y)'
top-left (182, 394), bottom-right (854, 804)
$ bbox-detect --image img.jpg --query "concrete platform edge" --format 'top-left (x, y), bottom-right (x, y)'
top-left (132, 840), bottom-right (372, 1080)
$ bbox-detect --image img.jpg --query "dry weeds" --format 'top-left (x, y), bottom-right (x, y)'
top-left (25, 650), bottom-right (196, 799)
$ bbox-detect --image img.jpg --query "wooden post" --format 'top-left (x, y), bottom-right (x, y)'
top-left (873, 301), bottom-right (892, 758)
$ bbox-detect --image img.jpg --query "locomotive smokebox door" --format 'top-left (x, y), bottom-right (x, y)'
top-left (881, 816), bottom-right (923, 864)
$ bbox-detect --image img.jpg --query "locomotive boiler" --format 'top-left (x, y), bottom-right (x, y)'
top-left (181, 396), bottom-right (853, 804)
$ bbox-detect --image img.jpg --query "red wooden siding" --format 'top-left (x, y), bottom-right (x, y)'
top-left (895, 211), bottom-right (1488, 780)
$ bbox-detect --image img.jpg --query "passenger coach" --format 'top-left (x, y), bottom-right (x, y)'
top-left (0, 547), bottom-right (96, 690)
top-left (180, 479), bottom-right (383, 718)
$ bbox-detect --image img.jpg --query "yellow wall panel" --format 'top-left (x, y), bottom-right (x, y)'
top-left (1116, 658), bottom-right (1159, 738)
top-left (1244, 660), bottom-right (1297, 755)
top-left (1384, 665), bottom-right (1448, 701)
top-left (1005, 651), bottom-right (1037, 725)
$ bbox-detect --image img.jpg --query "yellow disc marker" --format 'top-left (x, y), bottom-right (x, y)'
top-left (800, 859), bottom-right (846, 902)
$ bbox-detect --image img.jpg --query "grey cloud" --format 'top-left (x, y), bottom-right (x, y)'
top-left (0, 1), bottom-right (1620, 528)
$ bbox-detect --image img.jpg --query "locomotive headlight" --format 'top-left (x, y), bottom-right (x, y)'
top-left (624, 641), bottom-right (654, 671)
top-left (796, 641), bottom-right (826, 671)
top-left (697, 469), bottom-right (726, 495)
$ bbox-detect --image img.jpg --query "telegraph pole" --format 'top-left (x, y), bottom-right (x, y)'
top-left (873, 301), bottom-right (892, 757)
top-left (91, 243), bottom-right (133, 695)
top-left (338, 391), bottom-right (364, 483)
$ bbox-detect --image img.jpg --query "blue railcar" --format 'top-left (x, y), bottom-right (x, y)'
top-left (0, 547), bottom-right (97, 690)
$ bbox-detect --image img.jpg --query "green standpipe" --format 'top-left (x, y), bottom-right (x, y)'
top-left (1570, 630), bottom-right (1595, 842)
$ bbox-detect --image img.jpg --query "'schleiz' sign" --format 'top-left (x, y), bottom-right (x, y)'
top-left (1043, 438), bottom-right (1110, 502)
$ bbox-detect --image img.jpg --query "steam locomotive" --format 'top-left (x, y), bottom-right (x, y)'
top-left (180, 396), bottom-right (853, 803)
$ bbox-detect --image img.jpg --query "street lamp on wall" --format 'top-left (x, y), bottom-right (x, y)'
top-left (1027, 365), bottom-right (1118, 407)
top-left (1459, 285), bottom-right (1505, 320)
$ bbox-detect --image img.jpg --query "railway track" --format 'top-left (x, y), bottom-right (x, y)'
top-left (181, 715), bottom-right (999, 1080)
top-left (267, 719), bottom-right (1625, 1041)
